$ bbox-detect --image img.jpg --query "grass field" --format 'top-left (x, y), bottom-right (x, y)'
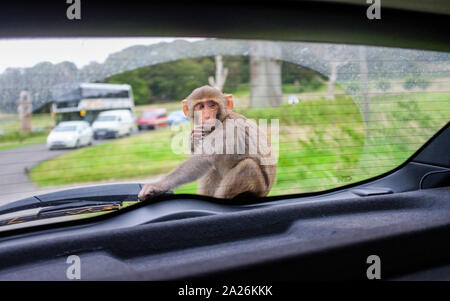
top-left (0, 134), bottom-right (47, 151)
top-left (350, 91), bottom-right (450, 181)
top-left (0, 113), bottom-right (54, 150)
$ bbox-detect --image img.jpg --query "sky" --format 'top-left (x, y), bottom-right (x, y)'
top-left (0, 37), bottom-right (202, 73)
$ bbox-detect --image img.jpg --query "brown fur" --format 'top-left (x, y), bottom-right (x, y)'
top-left (186, 85), bottom-right (228, 120)
top-left (138, 86), bottom-right (276, 200)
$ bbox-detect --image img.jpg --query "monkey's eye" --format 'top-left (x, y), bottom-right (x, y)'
top-left (206, 101), bottom-right (218, 109)
top-left (193, 103), bottom-right (204, 111)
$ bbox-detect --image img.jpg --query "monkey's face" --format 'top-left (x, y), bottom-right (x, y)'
top-left (193, 99), bottom-right (219, 124)
top-left (182, 86), bottom-right (234, 124)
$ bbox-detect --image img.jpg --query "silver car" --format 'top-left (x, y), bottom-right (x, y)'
top-left (46, 121), bottom-right (93, 150)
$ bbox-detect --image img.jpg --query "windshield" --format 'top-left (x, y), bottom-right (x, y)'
top-left (96, 115), bottom-right (116, 122)
top-left (142, 111), bottom-right (158, 118)
top-left (0, 37), bottom-right (449, 230)
top-left (53, 125), bottom-right (77, 132)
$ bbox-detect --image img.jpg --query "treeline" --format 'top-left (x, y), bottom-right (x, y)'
top-left (105, 56), bottom-right (326, 105)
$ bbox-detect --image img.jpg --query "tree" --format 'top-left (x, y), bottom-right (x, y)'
top-left (310, 44), bottom-right (349, 99)
top-left (327, 61), bottom-right (344, 99)
top-left (208, 55), bottom-right (228, 91)
top-left (281, 63), bottom-right (326, 92)
top-left (222, 56), bottom-right (249, 93)
top-left (107, 69), bottom-right (151, 105)
top-left (107, 57), bottom-right (215, 104)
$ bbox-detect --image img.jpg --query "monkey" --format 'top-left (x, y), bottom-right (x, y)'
top-left (138, 85), bottom-right (276, 200)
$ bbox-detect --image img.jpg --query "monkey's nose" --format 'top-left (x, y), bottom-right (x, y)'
top-left (202, 111), bottom-right (214, 122)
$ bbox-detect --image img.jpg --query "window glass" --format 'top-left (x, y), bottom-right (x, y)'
top-left (0, 37), bottom-right (449, 207)
top-left (96, 115), bottom-right (117, 122)
top-left (53, 126), bottom-right (77, 132)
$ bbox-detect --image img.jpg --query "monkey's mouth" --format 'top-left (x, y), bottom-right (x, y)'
top-left (200, 119), bottom-right (217, 134)
top-left (201, 125), bottom-right (215, 135)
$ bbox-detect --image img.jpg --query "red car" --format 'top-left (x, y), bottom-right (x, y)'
top-left (137, 108), bottom-right (168, 130)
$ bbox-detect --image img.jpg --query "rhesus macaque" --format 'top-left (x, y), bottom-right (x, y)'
top-left (138, 85), bottom-right (276, 200)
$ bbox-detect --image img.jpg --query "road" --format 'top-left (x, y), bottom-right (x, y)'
top-left (0, 139), bottom-right (112, 205)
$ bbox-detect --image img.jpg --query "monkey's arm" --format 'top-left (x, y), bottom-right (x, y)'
top-left (138, 155), bottom-right (215, 200)
top-left (163, 155), bottom-right (215, 189)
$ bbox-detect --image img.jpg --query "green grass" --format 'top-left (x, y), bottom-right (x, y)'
top-left (0, 134), bottom-right (47, 151)
top-left (232, 82), bottom-right (332, 98)
top-left (347, 91), bottom-right (450, 185)
top-left (232, 83), bottom-right (251, 97)
top-left (0, 112), bottom-right (55, 150)
top-left (281, 83), bottom-right (339, 94)
top-left (30, 126), bottom-right (189, 186)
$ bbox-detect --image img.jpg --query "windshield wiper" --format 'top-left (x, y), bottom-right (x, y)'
top-left (0, 197), bottom-right (127, 217)
top-left (0, 183), bottom-right (142, 217)
top-left (0, 200), bottom-right (123, 227)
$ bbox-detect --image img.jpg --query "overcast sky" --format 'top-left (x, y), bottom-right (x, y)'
top-left (0, 37), bottom-right (202, 73)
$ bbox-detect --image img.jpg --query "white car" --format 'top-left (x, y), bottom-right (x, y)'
top-left (92, 110), bottom-right (136, 139)
top-left (47, 121), bottom-right (93, 150)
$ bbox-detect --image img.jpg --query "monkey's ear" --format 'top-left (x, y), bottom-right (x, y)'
top-left (182, 99), bottom-right (189, 117)
top-left (225, 94), bottom-right (234, 111)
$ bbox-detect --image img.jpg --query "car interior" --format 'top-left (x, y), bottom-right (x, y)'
top-left (0, 0), bottom-right (449, 281)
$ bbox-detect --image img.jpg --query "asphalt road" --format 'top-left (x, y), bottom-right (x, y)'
top-left (0, 139), bottom-right (111, 205)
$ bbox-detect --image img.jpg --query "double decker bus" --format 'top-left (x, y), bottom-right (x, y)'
top-left (51, 83), bottom-right (135, 124)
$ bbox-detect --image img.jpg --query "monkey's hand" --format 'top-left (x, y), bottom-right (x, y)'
top-left (138, 182), bottom-right (170, 201)
top-left (193, 119), bottom-right (217, 137)
top-left (191, 120), bottom-right (217, 153)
